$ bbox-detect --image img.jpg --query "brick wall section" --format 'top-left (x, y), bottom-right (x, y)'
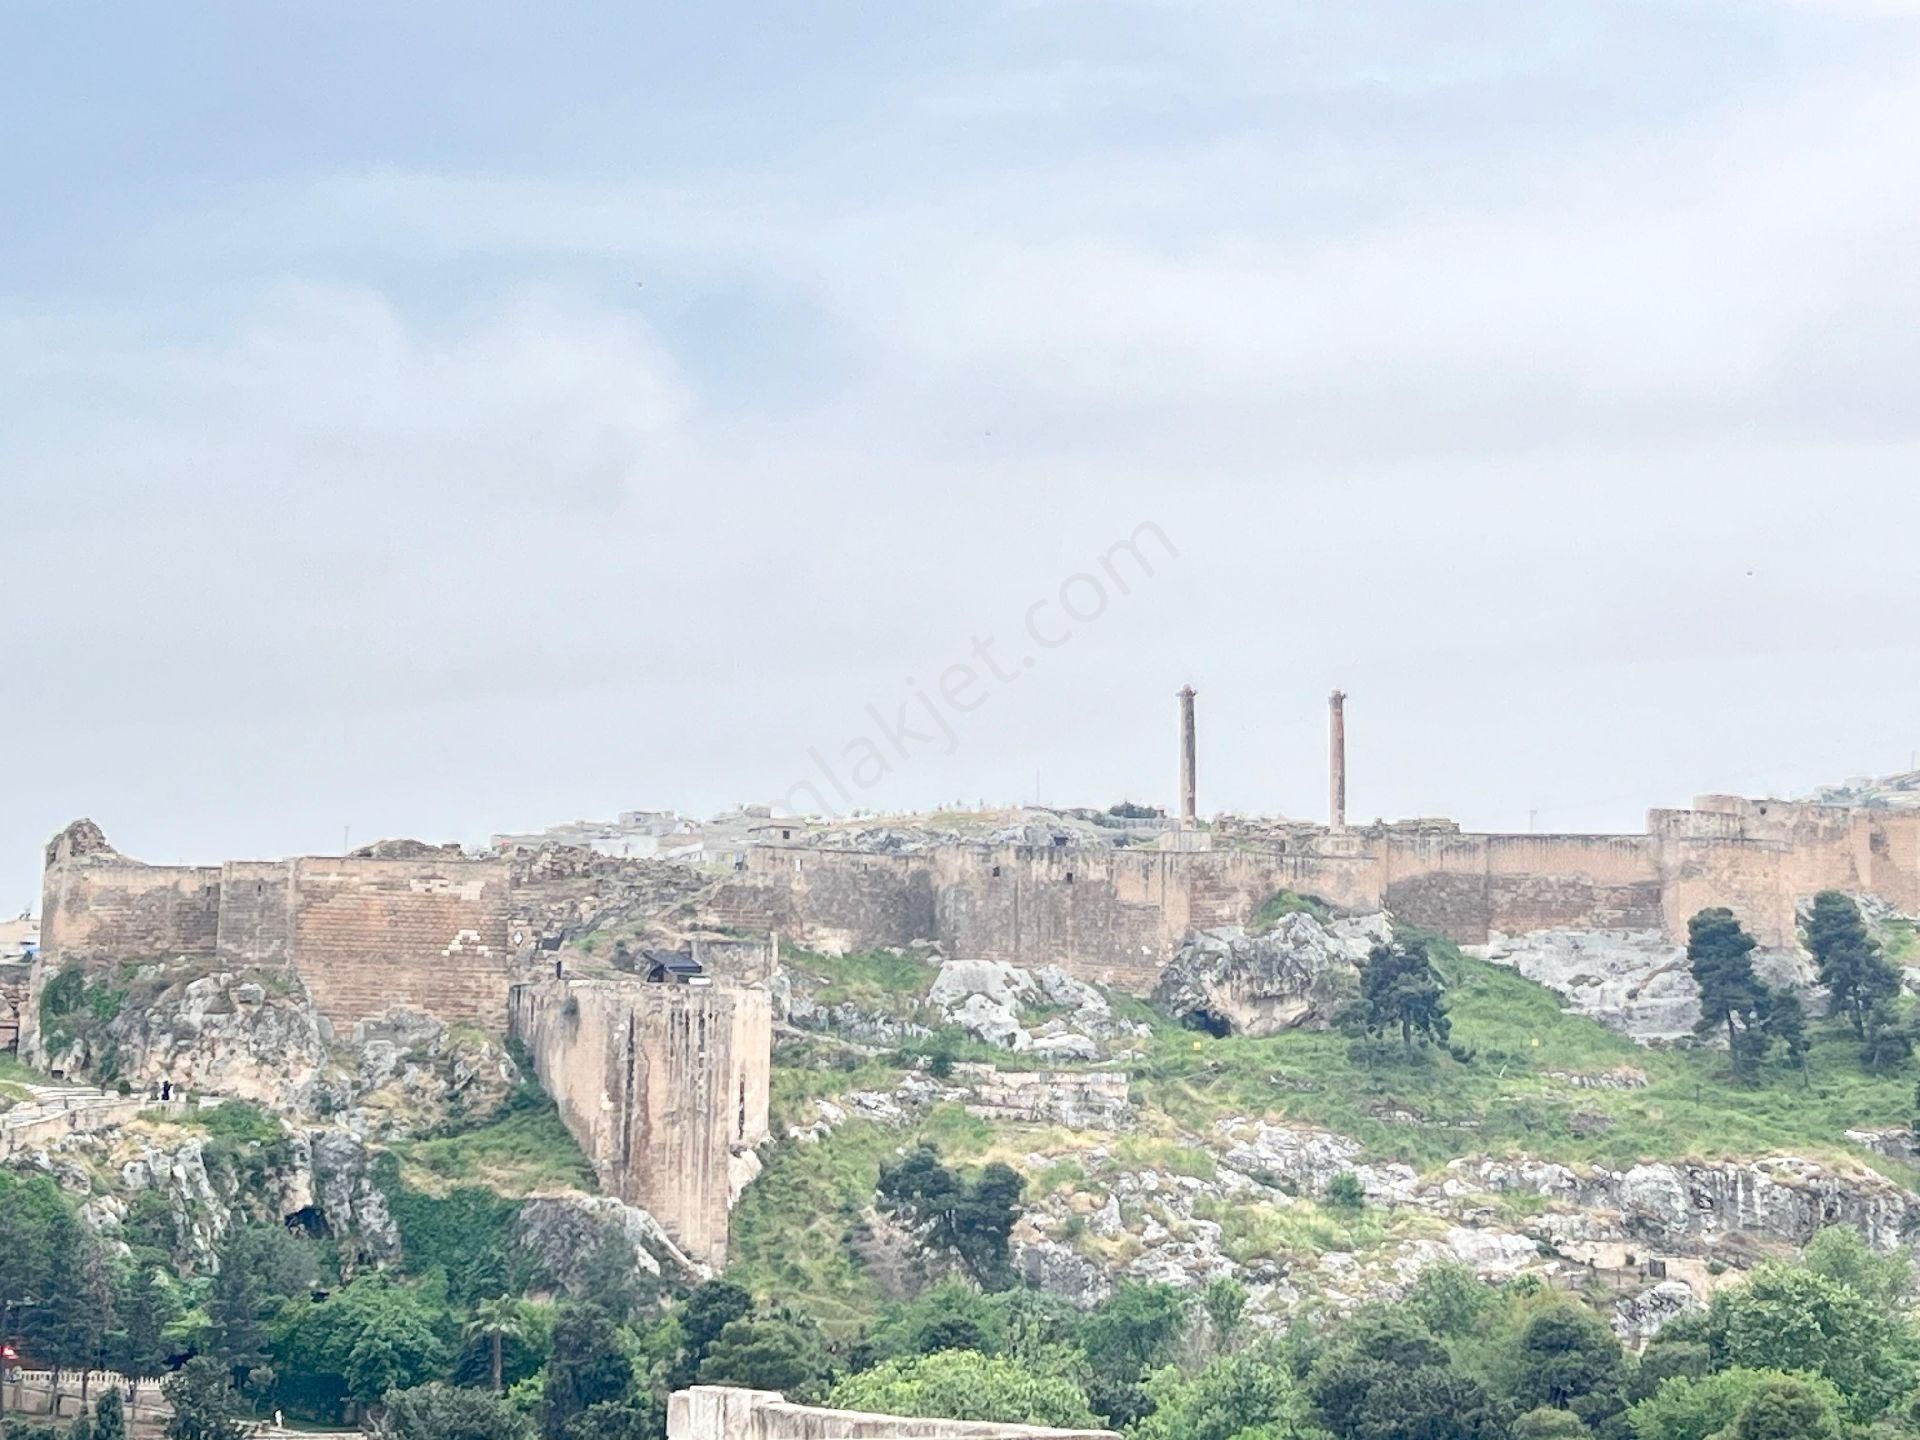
top-left (289, 857), bottom-right (512, 1031)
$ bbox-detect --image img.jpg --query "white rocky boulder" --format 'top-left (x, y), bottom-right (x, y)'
top-left (1476, 929), bottom-right (1701, 1041)
top-left (1154, 911), bottom-right (1385, 1036)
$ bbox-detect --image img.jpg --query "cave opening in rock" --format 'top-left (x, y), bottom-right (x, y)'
top-left (1182, 1009), bottom-right (1233, 1038)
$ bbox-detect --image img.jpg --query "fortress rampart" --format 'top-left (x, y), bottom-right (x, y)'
top-left (715, 797), bottom-right (1920, 989)
top-left (36, 841), bottom-right (513, 1035)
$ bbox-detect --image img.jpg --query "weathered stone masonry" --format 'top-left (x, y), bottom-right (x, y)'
top-left (35, 836), bottom-right (512, 1036)
top-left (715, 796), bottom-right (1920, 991)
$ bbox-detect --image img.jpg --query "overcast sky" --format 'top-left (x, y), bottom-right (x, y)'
top-left (4, 2), bottom-right (1920, 910)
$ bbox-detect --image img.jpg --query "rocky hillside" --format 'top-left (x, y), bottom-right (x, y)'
top-left (733, 898), bottom-right (1920, 1339)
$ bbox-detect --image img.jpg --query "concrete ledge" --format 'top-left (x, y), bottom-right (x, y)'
top-left (667, 1387), bottom-right (1119, 1440)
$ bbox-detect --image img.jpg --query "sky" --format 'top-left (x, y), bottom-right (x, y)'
top-left (4, 1), bottom-right (1920, 910)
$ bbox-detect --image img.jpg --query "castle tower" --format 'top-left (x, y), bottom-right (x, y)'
top-left (1329, 689), bottom-right (1347, 831)
top-left (1178, 685), bottom-right (1198, 828)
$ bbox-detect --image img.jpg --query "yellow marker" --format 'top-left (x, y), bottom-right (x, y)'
top-left (1531, 1037), bottom-right (1540, 1048)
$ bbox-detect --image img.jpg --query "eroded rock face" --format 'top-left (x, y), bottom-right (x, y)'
top-left (1613, 1279), bottom-right (1701, 1338)
top-left (1476, 930), bottom-right (1701, 1041)
top-left (47, 968), bottom-right (334, 1112)
top-left (927, 958), bottom-right (1142, 1054)
top-left (1154, 912), bottom-right (1389, 1036)
top-left (513, 1194), bottom-right (702, 1289)
top-left (310, 1128), bottom-right (400, 1265)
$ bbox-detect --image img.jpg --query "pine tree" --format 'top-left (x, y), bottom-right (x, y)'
top-left (1688, 908), bottom-right (1769, 1075)
top-left (1360, 937), bottom-right (1451, 1049)
top-left (1763, 988), bottom-right (1810, 1084)
top-left (1804, 891), bottom-right (1899, 1039)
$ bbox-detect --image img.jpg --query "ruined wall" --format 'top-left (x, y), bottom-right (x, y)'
top-left (39, 859), bottom-right (222, 966)
top-left (286, 857), bottom-right (512, 1030)
top-left (739, 801), bottom-right (1920, 992)
top-left (510, 977), bottom-right (771, 1266)
top-left (36, 837), bottom-right (514, 1037)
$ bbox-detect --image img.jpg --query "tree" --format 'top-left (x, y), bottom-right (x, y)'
top-left (1200, 1277), bottom-right (1248, 1353)
top-left (669, 1281), bottom-right (753, 1387)
top-left (876, 1146), bottom-right (1024, 1288)
top-left (1509, 1302), bottom-right (1625, 1426)
top-left (828, 1351), bottom-right (1099, 1430)
top-left (1509, 1409), bottom-right (1587, 1438)
top-left (275, 1275), bottom-right (451, 1420)
top-left (466, 1297), bottom-right (530, 1395)
top-left (1705, 1263), bottom-right (1920, 1420)
top-left (1626, 1367), bottom-right (1844, 1440)
top-left (371, 1382), bottom-right (535, 1440)
top-left (697, 1309), bottom-right (829, 1398)
top-left (114, 1263), bottom-right (178, 1381)
top-left (1080, 1283), bottom-right (1191, 1390)
top-left (1687, 909), bottom-right (1768, 1074)
top-left (1726, 1374), bottom-right (1843, 1439)
top-left (1403, 1263), bottom-right (1493, 1340)
top-left (1303, 1310), bottom-right (1514, 1440)
top-left (1358, 937), bottom-right (1450, 1049)
top-left (1801, 1225), bottom-right (1912, 1311)
top-left (1346, 1365), bottom-right (1506, 1440)
top-left (542, 1305), bottom-right (633, 1440)
top-left (1760, 989), bottom-right (1808, 1082)
top-left (565, 1398), bottom-right (663, 1440)
top-left (862, 1278), bottom-right (1004, 1366)
top-left (1131, 1352), bottom-right (1303, 1440)
top-left (1803, 891), bottom-right (1898, 1039)
top-left (1861, 1002), bottom-right (1913, 1074)
top-left (92, 1388), bottom-right (127, 1440)
top-left (162, 1357), bottom-right (246, 1440)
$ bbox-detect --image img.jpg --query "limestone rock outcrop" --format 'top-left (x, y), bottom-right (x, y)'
top-left (1153, 911), bottom-right (1390, 1037)
top-left (38, 967), bottom-right (333, 1111)
top-left (1476, 929), bottom-right (1701, 1041)
top-left (309, 1127), bottom-right (401, 1265)
top-left (926, 958), bottom-right (1142, 1054)
top-left (513, 1193), bottom-right (704, 1288)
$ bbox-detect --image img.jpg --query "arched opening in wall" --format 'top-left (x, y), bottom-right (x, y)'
top-left (1065, 872), bottom-right (1074, 884)
top-left (738, 1076), bottom-right (747, 1136)
top-left (991, 865), bottom-right (1001, 878)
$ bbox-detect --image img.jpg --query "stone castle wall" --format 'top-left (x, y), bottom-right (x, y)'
top-left (722, 800), bottom-right (1920, 990)
top-left (36, 841), bottom-right (512, 1033)
top-left (509, 977), bottom-right (771, 1266)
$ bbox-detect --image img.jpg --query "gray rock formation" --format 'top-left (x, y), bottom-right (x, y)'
top-left (927, 958), bottom-right (1140, 1053)
top-left (513, 1193), bottom-right (703, 1288)
top-left (34, 967), bottom-right (333, 1108)
top-left (1153, 912), bottom-right (1389, 1036)
top-left (1476, 929), bottom-right (1702, 1041)
top-left (310, 1128), bottom-right (400, 1265)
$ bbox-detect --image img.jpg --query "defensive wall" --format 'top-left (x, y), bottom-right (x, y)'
top-left (510, 976), bottom-right (771, 1266)
top-left (35, 835), bottom-right (513, 1035)
top-left (715, 797), bottom-right (1920, 989)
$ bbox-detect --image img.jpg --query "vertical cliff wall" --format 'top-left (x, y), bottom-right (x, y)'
top-left (509, 976), bottom-right (771, 1267)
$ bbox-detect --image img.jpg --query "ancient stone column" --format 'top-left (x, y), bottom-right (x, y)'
top-left (1329, 689), bottom-right (1347, 831)
top-left (1178, 686), bottom-right (1198, 829)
